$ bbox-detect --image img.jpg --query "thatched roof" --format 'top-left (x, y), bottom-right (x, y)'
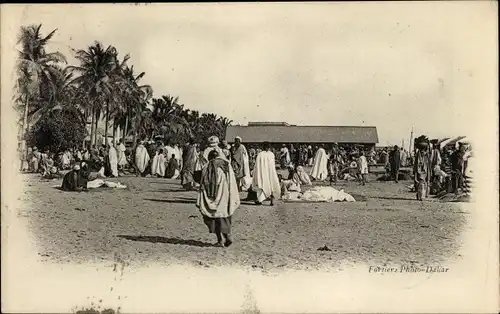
top-left (225, 125), bottom-right (379, 144)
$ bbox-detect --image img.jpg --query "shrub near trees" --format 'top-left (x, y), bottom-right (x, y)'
top-left (15, 24), bottom-right (233, 154)
top-left (27, 107), bottom-right (86, 152)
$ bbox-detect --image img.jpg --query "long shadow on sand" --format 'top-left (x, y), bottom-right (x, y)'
top-left (144, 198), bottom-right (196, 204)
top-left (117, 235), bottom-right (214, 247)
top-left (371, 196), bottom-right (417, 201)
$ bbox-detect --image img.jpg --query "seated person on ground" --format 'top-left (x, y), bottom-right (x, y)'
top-left (61, 164), bottom-right (87, 192)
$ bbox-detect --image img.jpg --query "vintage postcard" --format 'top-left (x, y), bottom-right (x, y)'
top-left (1, 2), bottom-right (498, 313)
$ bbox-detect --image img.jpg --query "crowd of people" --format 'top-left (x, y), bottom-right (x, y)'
top-left (412, 136), bottom-right (473, 201)
top-left (19, 133), bottom-right (472, 246)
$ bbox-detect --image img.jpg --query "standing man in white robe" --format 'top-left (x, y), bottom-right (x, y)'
top-left (251, 141), bottom-right (281, 206)
top-left (108, 143), bottom-right (119, 177)
top-left (151, 148), bottom-right (166, 177)
top-left (173, 143), bottom-right (182, 169)
top-left (231, 136), bottom-right (252, 191)
top-left (310, 145), bottom-right (329, 181)
top-left (117, 139), bottom-right (128, 173)
top-left (135, 140), bottom-right (150, 176)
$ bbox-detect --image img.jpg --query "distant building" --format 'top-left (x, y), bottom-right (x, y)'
top-left (225, 122), bottom-right (379, 148)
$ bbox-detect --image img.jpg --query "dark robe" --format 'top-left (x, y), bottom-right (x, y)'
top-left (61, 170), bottom-right (81, 191)
top-left (165, 158), bottom-right (179, 179)
top-left (231, 144), bottom-right (248, 180)
top-left (200, 158), bottom-right (232, 234)
top-left (181, 144), bottom-right (198, 188)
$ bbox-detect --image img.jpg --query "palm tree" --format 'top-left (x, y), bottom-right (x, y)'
top-left (116, 64), bottom-right (153, 145)
top-left (15, 24), bottom-right (67, 142)
top-left (151, 95), bottom-right (191, 143)
top-left (28, 65), bottom-right (77, 127)
top-left (69, 41), bottom-right (121, 147)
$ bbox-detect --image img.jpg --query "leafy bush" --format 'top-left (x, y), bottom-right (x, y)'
top-left (27, 107), bottom-right (86, 153)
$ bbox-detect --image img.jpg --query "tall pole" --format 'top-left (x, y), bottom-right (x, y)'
top-left (408, 127), bottom-right (414, 154)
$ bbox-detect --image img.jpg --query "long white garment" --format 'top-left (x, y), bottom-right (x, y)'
top-left (62, 152), bottom-right (71, 166)
top-left (281, 147), bottom-right (291, 164)
top-left (118, 143), bottom-right (128, 166)
top-left (164, 145), bottom-right (175, 162)
top-left (358, 155), bottom-right (369, 174)
top-left (135, 144), bottom-right (150, 173)
top-left (310, 148), bottom-right (329, 181)
top-left (173, 146), bottom-right (181, 161)
top-left (240, 150), bottom-right (252, 191)
top-left (151, 153), bottom-right (166, 176)
top-left (252, 151), bottom-right (281, 202)
top-left (109, 146), bottom-right (119, 177)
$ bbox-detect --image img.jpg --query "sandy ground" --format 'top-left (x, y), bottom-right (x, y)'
top-left (18, 171), bottom-right (468, 272)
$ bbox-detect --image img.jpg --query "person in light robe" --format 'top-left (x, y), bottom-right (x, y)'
top-left (357, 151), bottom-right (369, 185)
top-left (61, 149), bottom-right (71, 170)
top-left (151, 148), bottom-right (166, 177)
top-left (165, 154), bottom-right (180, 179)
top-left (134, 140), bottom-right (150, 177)
top-left (181, 139), bottom-right (199, 190)
top-left (293, 165), bottom-right (312, 186)
top-left (280, 144), bottom-right (291, 169)
top-left (29, 147), bottom-right (41, 172)
top-left (202, 136), bottom-right (225, 167)
top-left (82, 147), bottom-right (91, 161)
top-left (40, 151), bottom-right (54, 176)
top-left (173, 143), bottom-right (182, 170)
top-left (251, 141), bottom-right (281, 206)
top-left (108, 143), bottom-right (119, 177)
top-left (400, 148), bottom-right (408, 167)
top-left (310, 145), bottom-right (329, 181)
top-left (162, 142), bottom-right (173, 162)
top-left (196, 149), bottom-right (240, 247)
top-left (117, 139), bottom-right (128, 172)
top-left (221, 140), bottom-right (232, 161)
top-left (230, 136), bottom-right (252, 192)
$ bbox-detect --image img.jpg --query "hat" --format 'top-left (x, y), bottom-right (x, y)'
top-left (73, 164), bottom-right (81, 170)
top-left (235, 136), bottom-right (242, 141)
top-left (33, 147), bottom-right (38, 151)
top-left (208, 136), bottom-right (220, 145)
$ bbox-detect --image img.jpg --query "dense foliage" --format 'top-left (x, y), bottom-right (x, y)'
top-left (15, 24), bottom-right (233, 153)
top-left (27, 107), bottom-right (87, 152)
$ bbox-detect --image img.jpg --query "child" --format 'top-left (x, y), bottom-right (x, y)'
top-left (358, 151), bottom-right (369, 186)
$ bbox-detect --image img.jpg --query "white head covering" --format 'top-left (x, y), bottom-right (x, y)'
top-left (73, 164), bottom-right (81, 170)
top-left (208, 136), bottom-right (220, 146)
top-left (235, 136), bottom-right (242, 142)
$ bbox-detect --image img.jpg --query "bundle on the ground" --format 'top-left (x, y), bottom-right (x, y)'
top-left (283, 186), bottom-right (356, 202)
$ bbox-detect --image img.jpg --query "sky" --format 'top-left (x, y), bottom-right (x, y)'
top-left (2, 2), bottom-right (498, 146)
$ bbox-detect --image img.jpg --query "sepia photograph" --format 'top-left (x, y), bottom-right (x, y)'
top-left (1, 2), bottom-right (498, 313)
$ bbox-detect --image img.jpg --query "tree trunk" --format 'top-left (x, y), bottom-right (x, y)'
top-left (123, 114), bottom-right (129, 141)
top-left (112, 118), bottom-right (117, 144)
top-left (94, 110), bottom-right (99, 147)
top-left (22, 94), bottom-right (30, 162)
top-left (90, 107), bottom-right (95, 147)
top-left (104, 103), bottom-right (109, 146)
